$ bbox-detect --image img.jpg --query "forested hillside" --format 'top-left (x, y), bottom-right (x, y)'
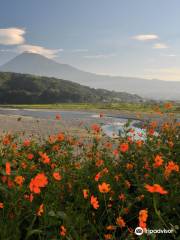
top-left (0, 72), bottom-right (143, 104)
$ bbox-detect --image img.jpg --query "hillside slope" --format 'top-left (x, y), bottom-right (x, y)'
top-left (0, 72), bottom-right (143, 104)
top-left (0, 52), bottom-right (180, 100)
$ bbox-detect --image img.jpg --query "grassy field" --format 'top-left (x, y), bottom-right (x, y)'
top-left (0, 102), bottom-right (180, 113)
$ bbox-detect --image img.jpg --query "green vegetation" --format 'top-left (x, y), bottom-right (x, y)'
top-left (0, 114), bottom-right (179, 239)
top-left (0, 102), bottom-right (179, 114)
top-left (0, 72), bottom-right (142, 104)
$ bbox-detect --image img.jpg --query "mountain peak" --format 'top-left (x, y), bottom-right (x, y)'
top-left (12, 51), bottom-right (55, 61)
top-left (0, 53), bottom-right (179, 100)
top-left (0, 51), bottom-right (68, 76)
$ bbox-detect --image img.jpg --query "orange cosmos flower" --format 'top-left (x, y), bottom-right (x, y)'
top-left (114, 174), bottom-right (121, 182)
top-left (116, 217), bottom-right (126, 228)
top-left (145, 184), bottom-right (168, 194)
top-left (29, 182), bottom-right (41, 194)
top-left (56, 114), bottom-right (61, 120)
top-left (24, 193), bottom-right (34, 202)
top-left (83, 189), bottom-right (89, 199)
top-left (5, 162), bottom-right (11, 175)
top-left (113, 149), bottom-right (119, 156)
top-left (139, 220), bottom-right (147, 229)
top-left (102, 168), bottom-right (109, 174)
top-left (53, 172), bottom-right (62, 181)
top-left (29, 173), bottom-right (48, 194)
top-left (123, 207), bottom-right (129, 214)
top-left (7, 179), bottom-right (14, 188)
top-left (59, 225), bottom-right (67, 236)
top-left (57, 133), bottom-right (65, 141)
top-left (23, 139), bottom-right (31, 147)
top-left (98, 182), bottom-right (111, 193)
top-left (21, 162), bottom-right (27, 169)
top-left (2, 136), bottom-right (11, 145)
top-left (126, 163), bottom-right (134, 170)
top-left (14, 175), bottom-right (25, 186)
top-left (164, 161), bottom-right (179, 179)
top-left (95, 159), bottom-right (104, 167)
top-left (90, 195), bottom-right (99, 209)
top-left (105, 142), bottom-right (112, 149)
top-left (29, 193), bottom-right (34, 202)
top-left (136, 194), bottom-right (145, 201)
top-left (153, 155), bottom-right (164, 168)
top-left (124, 180), bottom-right (131, 189)
top-left (34, 173), bottom-right (48, 187)
top-left (136, 140), bottom-right (143, 148)
top-left (127, 136), bottom-right (133, 143)
top-left (148, 128), bottom-right (155, 136)
top-left (164, 102), bottom-right (173, 109)
top-left (139, 209), bottom-right (148, 229)
top-left (0, 202), bottom-right (4, 208)
top-left (94, 172), bottom-right (101, 181)
top-left (106, 225), bottom-right (116, 231)
top-left (37, 203), bottom-right (44, 216)
top-left (91, 124), bottom-right (101, 133)
top-left (48, 135), bottom-right (56, 144)
top-left (52, 145), bottom-right (59, 151)
top-left (139, 209), bottom-right (148, 222)
top-left (1, 176), bottom-right (7, 183)
top-left (150, 121), bottom-right (157, 128)
top-left (104, 234), bottom-right (113, 239)
top-left (39, 152), bottom-right (50, 164)
top-left (118, 193), bottom-right (126, 201)
top-left (119, 143), bottom-right (129, 153)
top-left (12, 143), bottom-right (17, 150)
top-left (27, 153), bottom-right (34, 160)
top-left (50, 163), bottom-right (56, 169)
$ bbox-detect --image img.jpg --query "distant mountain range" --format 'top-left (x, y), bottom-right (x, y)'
top-left (0, 72), bottom-right (142, 104)
top-left (0, 52), bottom-right (179, 100)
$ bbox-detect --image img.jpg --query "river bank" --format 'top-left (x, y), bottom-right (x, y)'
top-left (0, 108), bottom-right (179, 138)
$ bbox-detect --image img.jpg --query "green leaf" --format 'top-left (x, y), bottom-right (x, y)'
top-left (25, 229), bottom-right (43, 240)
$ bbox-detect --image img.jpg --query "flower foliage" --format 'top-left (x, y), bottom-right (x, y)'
top-left (0, 111), bottom-right (179, 239)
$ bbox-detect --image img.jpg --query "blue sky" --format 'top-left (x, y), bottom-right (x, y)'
top-left (0, 0), bottom-right (180, 80)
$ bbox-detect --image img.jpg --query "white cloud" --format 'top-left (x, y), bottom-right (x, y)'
top-left (0, 28), bottom-right (25, 45)
top-left (16, 44), bottom-right (63, 58)
top-left (153, 43), bottom-right (168, 49)
top-left (132, 34), bottom-right (159, 41)
top-left (0, 27), bottom-right (63, 59)
top-left (84, 53), bottom-right (116, 59)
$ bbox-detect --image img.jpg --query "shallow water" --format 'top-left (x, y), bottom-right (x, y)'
top-left (0, 108), bottom-right (95, 120)
top-left (0, 108), bottom-right (128, 122)
top-left (102, 123), bottom-right (147, 139)
top-left (0, 108), bottom-right (140, 138)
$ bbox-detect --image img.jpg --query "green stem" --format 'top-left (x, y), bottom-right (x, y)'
top-left (153, 195), bottom-right (176, 239)
top-left (153, 195), bottom-right (168, 228)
